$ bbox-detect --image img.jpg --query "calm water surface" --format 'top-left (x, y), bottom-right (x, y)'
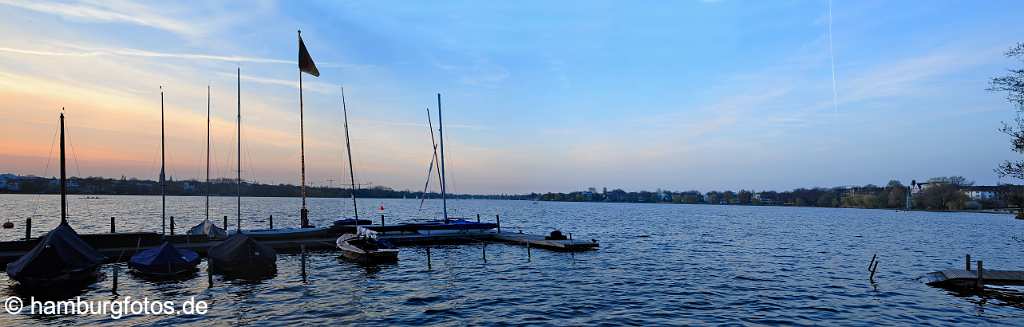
top-left (0, 194), bottom-right (1023, 325)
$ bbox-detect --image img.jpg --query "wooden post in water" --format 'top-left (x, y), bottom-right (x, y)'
top-left (110, 217), bottom-right (116, 233)
top-left (569, 233), bottom-right (575, 261)
top-left (223, 215), bottom-right (228, 231)
top-left (169, 216), bottom-right (175, 235)
top-left (426, 247), bottom-right (432, 270)
top-left (301, 244), bottom-right (307, 282)
top-left (477, 214), bottom-right (480, 223)
top-left (482, 243), bottom-right (487, 264)
top-left (112, 265), bottom-right (118, 295)
top-left (24, 218), bottom-right (30, 241)
top-left (977, 261), bottom-right (984, 289)
top-left (496, 214), bottom-right (501, 234)
top-left (269, 214), bottom-right (274, 229)
top-left (381, 214), bottom-right (385, 226)
top-left (527, 241), bottom-right (532, 262)
top-left (966, 254), bottom-right (971, 271)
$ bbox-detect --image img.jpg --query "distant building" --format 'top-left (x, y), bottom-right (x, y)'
top-left (962, 186), bottom-right (998, 201)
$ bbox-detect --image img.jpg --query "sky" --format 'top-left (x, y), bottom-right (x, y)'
top-left (1, 0), bottom-right (1024, 194)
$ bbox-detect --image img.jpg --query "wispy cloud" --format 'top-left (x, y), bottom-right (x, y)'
top-left (216, 72), bottom-right (336, 94)
top-left (0, 45), bottom-right (291, 64)
top-left (0, 0), bottom-right (199, 37)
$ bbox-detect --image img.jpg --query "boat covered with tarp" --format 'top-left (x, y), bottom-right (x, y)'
top-left (5, 223), bottom-right (105, 287)
top-left (208, 233), bottom-right (276, 277)
top-left (128, 241), bottom-right (200, 277)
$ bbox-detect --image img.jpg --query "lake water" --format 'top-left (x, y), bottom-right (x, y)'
top-left (0, 194), bottom-right (1022, 325)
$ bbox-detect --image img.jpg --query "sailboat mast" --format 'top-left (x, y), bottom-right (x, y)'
top-left (206, 85), bottom-right (211, 222)
top-left (161, 86), bottom-right (166, 235)
top-left (298, 30), bottom-right (309, 228)
top-left (236, 68), bottom-right (241, 232)
top-left (437, 93), bottom-right (448, 223)
top-left (59, 110), bottom-right (67, 225)
top-left (341, 86), bottom-right (359, 220)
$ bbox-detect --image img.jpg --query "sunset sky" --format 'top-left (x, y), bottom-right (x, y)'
top-left (2, 1), bottom-right (1024, 194)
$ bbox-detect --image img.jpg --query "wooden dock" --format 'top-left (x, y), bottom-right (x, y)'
top-left (926, 269), bottom-right (1024, 288)
top-left (0, 229), bottom-right (599, 264)
top-left (490, 232), bottom-right (599, 252)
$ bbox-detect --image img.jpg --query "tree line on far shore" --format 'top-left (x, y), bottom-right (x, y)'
top-left (536, 177), bottom-right (1024, 211)
top-left (3, 174), bottom-right (1022, 211)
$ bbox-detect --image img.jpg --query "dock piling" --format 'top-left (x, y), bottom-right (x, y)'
top-left (301, 244), bottom-right (307, 283)
top-left (207, 258), bottom-right (213, 287)
top-left (381, 214), bottom-right (385, 226)
top-left (269, 214), bottom-right (273, 229)
top-left (426, 247), bottom-right (432, 270)
top-left (569, 233), bottom-right (575, 262)
top-left (482, 243), bottom-right (487, 264)
top-left (527, 241), bottom-right (532, 262)
top-left (477, 214), bottom-right (480, 223)
top-left (496, 214), bottom-right (501, 233)
top-left (110, 217), bottom-right (115, 233)
top-left (223, 215), bottom-right (228, 230)
top-left (112, 265), bottom-right (119, 295)
top-left (977, 261), bottom-right (984, 289)
top-left (966, 254), bottom-right (971, 271)
top-left (24, 218), bottom-right (30, 241)
top-left (169, 216), bottom-right (175, 235)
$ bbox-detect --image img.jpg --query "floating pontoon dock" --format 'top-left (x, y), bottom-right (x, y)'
top-left (0, 226), bottom-right (599, 264)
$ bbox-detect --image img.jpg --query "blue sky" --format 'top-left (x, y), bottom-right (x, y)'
top-left (1, 0), bottom-right (1023, 194)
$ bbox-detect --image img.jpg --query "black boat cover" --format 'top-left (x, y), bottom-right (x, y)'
top-left (208, 233), bottom-right (276, 272)
top-left (129, 241), bottom-right (200, 274)
top-left (6, 223), bottom-right (105, 280)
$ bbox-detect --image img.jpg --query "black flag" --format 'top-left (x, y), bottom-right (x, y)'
top-left (298, 34), bottom-right (319, 77)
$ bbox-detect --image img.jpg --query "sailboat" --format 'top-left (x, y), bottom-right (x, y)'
top-left (208, 68), bottom-right (277, 278)
top-left (188, 85), bottom-right (227, 239)
top-left (6, 112), bottom-right (105, 287)
top-left (128, 87), bottom-right (200, 277)
top-left (128, 241), bottom-right (200, 277)
top-left (335, 87), bottom-right (399, 264)
top-left (364, 94), bottom-right (497, 239)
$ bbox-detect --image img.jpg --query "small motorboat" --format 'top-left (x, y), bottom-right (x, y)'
top-left (6, 223), bottom-right (105, 288)
top-left (208, 233), bottom-right (277, 277)
top-left (187, 219), bottom-right (227, 239)
top-left (128, 241), bottom-right (200, 277)
top-left (337, 227), bottom-right (399, 264)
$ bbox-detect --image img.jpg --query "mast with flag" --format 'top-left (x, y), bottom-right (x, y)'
top-left (298, 30), bottom-right (320, 229)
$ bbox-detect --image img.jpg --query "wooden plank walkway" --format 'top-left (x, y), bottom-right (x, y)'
top-left (490, 232), bottom-right (599, 252)
top-left (926, 269), bottom-right (1024, 287)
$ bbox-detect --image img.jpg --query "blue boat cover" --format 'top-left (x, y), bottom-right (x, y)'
top-left (129, 241), bottom-right (200, 274)
top-left (6, 223), bottom-right (105, 280)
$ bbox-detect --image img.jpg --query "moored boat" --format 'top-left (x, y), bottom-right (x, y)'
top-left (336, 228), bottom-right (399, 264)
top-left (128, 241), bottom-right (200, 277)
top-left (6, 222), bottom-right (105, 288)
top-left (6, 112), bottom-right (105, 288)
top-left (208, 233), bottom-right (277, 277)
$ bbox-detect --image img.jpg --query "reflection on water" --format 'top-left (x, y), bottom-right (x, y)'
top-left (0, 194), bottom-right (1023, 324)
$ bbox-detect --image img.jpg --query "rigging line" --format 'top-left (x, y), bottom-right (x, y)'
top-left (31, 122), bottom-right (60, 222)
top-left (828, 0), bottom-right (838, 114)
top-left (65, 115), bottom-right (90, 220)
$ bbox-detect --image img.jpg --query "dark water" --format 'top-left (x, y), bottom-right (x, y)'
top-left (1, 194), bottom-right (1023, 325)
